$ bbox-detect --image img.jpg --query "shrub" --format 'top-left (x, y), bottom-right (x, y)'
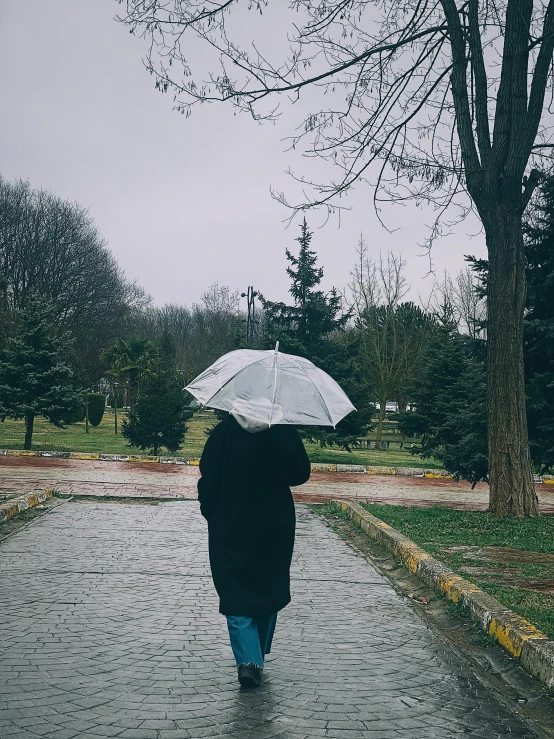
top-left (122, 370), bottom-right (192, 455)
top-left (86, 393), bottom-right (106, 427)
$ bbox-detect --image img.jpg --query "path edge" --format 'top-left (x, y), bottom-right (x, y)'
top-left (3, 448), bottom-right (554, 482)
top-left (0, 448), bottom-right (452, 478)
top-left (337, 499), bottom-right (554, 690)
top-left (0, 489), bottom-right (54, 523)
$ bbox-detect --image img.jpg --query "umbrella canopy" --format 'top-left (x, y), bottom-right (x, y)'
top-left (184, 344), bottom-right (355, 427)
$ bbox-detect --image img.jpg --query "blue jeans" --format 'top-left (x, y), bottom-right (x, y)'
top-left (226, 613), bottom-right (277, 668)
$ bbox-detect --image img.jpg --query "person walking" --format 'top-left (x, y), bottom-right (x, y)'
top-left (187, 345), bottom-right (354, 686)
top-left (197, 400), bottom-right (311, 687)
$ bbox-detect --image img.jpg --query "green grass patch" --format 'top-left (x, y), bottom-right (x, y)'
top-left (306, 445), bottom-right (442, 468)
top-left (359, 504), bottom-right (554, 553)
top-left (0, 410), bottom-right (214, 458)
top-left (0, 412), bottom-right (436, 468)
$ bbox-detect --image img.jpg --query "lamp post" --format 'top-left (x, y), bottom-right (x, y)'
top-left (240, 286), bottom-right (258, 346)
top-left (113, 381), bottom-right (119, 435)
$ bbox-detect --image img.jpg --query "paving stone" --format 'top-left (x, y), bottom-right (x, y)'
top-left (0, 501), bottom-right (542, 737)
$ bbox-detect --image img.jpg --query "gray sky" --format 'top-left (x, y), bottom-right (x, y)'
top-left (0, 0), bottom-right (486, 309)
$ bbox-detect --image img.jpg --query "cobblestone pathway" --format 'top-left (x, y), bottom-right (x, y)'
top-left (2, 456), bottom-right (554, 511)
top-left (0, 502), bottom-right (539, 738)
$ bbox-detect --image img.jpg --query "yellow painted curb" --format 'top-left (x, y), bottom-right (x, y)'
top-left (488, 614), bottom-right (547, 658)
top-left (424, 471), bottom-right (453, 479)
top-left (0, 489), bottom-right (53, 524)
top-left (435, 572), bottom-right (482, 604)
top-left (0, 448), bottom-right (453, 477)
top-left (366, 466), bottom-right (396, 475)
top-left (394, 540), bottom-right (432, 574)
top-left (337, 499), bottom-right (554, 687)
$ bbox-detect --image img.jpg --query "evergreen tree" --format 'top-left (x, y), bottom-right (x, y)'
top-left (304, 329), bottom-right (374, 450)
top-left (85, 393), bottom-right (106, 428)
top-left (122, 369), bottom-right (192, 455)
top-left (260, 219), bottom-right (348, 356)
top-left (0, 297), bottom-right (81, 449)
top-left (260, 219), bottom-right (372, 448)
top-left (398, 326), bottom-right (488, 486)
top-left (524, 177), bottom-right (554, 473)
top-left (0, 278), bottom-right (9, 352)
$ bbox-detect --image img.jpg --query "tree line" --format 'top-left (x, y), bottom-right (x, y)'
top-left (1, 173), bottom-right (553, 518)
top-left (0, 176), bottom-right (241, 451)
top-left (118, 0), bottom-right (554, 518)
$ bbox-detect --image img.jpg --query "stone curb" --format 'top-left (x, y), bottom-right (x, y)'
top-left (0, 449), bottom-right (446, 476)
top-left (0, 449), bottom-right (201, 466)
top-left (338, 500), bottom-right (554, 689)
top-left (0, 489), bottom-right (54, 524)
top-left (2, 449), bottom-right (550, 482)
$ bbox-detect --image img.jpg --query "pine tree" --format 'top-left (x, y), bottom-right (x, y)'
top-left (524, 177), bottom-right (554, 473)
top-left (398, 326), bottom-right (488, 486)
top-left (122, 369), bottom-right (192, 455)
top-left (0, 278), bottom-right (9, 352)
top-left (0, 297), bottom-right (81, 449)
top-left (260, 219), bottom-right (371, 448)
top-left (260, 219), bottom-right (347, 356)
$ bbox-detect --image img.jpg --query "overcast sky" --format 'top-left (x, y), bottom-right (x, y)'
top-left (0, 0), bottom-right (486, 309)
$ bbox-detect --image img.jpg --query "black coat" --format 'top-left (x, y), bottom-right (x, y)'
top-left (198, 416), bottom-right (311, 616)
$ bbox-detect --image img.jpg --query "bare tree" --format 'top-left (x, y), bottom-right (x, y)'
top-left (135, 283), bottom-right (242, 383)
top-left (348, 238), bottom-right (432, 448)
top-left (0, 177), bottom-right (148, 383)
top-left (432, 267), bottom-right (486, 337)
top-left (431, 270), bottom-right (458, 327)
top-left (118, 0), bottom-right (554, 515)
top-left (454, 267), bottom-right (487, 339)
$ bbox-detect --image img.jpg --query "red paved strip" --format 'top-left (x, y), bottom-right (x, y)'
top-left (309, 470), bottom-right (490, 488)
top-left (0, 456), bottom-right (199, 475)
top-left (1, 457), bottom-right (552, 511)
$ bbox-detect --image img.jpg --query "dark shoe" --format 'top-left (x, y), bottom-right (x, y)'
top-left (238, 663), bottom-right (262, 687)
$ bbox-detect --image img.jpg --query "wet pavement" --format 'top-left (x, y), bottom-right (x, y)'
top-left (0, 501), bottom-right (542, 738)
top-left (2, 456), bottom-right (554, 512)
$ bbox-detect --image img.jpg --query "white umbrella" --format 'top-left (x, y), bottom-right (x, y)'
top-left (184, 344), bottom-right (355, 427)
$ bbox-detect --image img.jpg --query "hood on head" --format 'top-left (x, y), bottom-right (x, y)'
top-left (232, 414), bottom-right (271, 434)
top-left (230, 397), bottom-right (283, 434)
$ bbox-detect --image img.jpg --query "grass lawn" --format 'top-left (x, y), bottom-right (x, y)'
top-left (323, 502), bottom-right (554, 639)
top-left (0, 410), bottom-right (438, 467)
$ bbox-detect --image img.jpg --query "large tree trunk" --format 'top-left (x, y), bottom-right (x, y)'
top-left (485, 207), bottom-right (538, 517)
top-left (24, 413), bottom-right (34, 450)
